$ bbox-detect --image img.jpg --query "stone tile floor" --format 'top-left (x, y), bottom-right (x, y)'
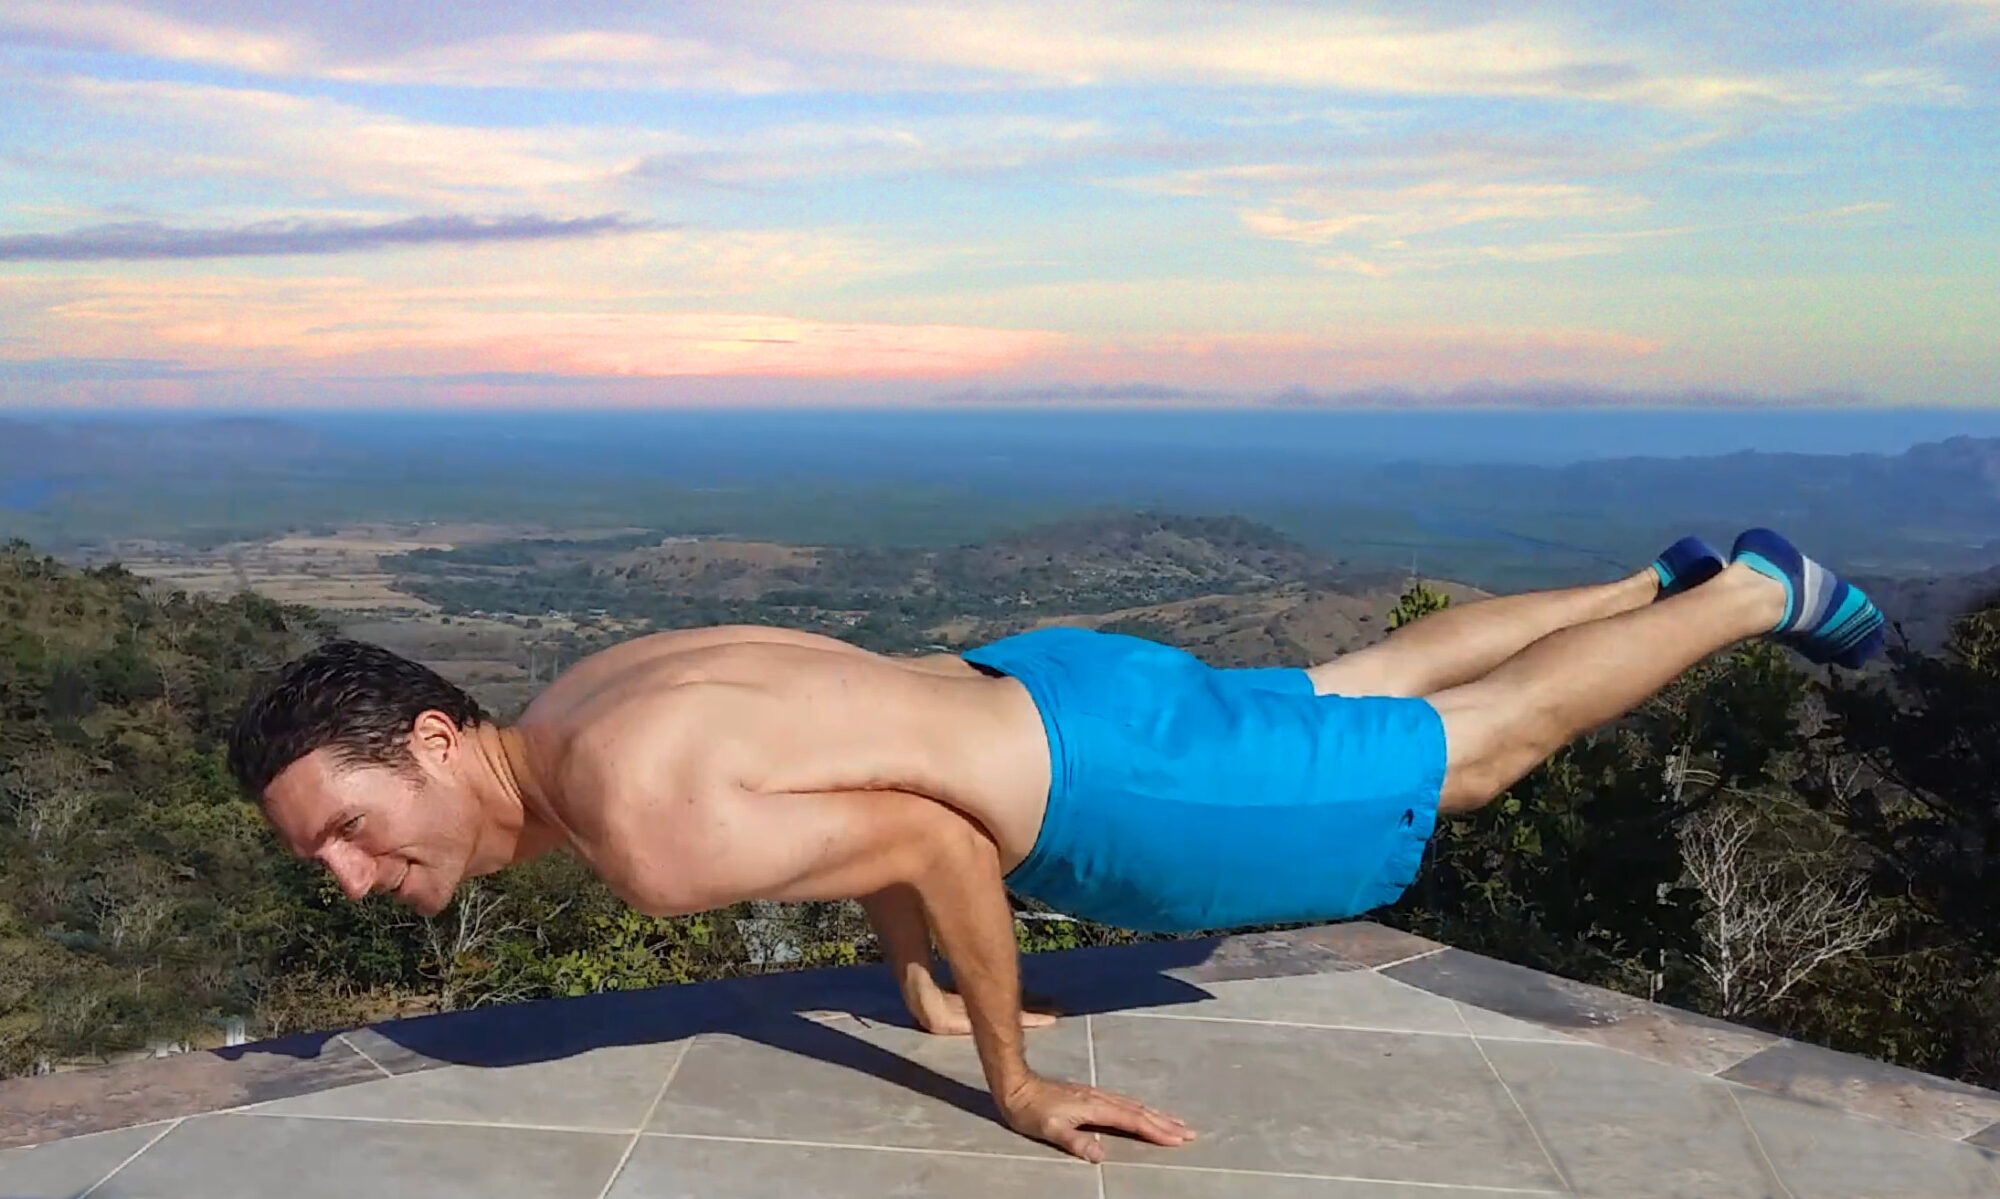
top-left (5, 922), bottom-right (2000, 1197)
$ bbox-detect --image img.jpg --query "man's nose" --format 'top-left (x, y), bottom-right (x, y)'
top-left (321, 847), bottom-right (375, 901)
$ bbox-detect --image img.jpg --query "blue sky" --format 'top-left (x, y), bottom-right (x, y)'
top-left (0, 0), bottom-right (1994, 408)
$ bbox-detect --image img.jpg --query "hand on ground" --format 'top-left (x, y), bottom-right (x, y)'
top-left (1000, 1073), bottom-right (1195, 1163)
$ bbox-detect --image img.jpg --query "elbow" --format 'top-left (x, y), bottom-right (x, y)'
top-left (617, 851), bottom-right (724, 917)
top-left (626, 882), bottom-right (710, 917)
top-left (906, 811), bottom-right (1000, 894)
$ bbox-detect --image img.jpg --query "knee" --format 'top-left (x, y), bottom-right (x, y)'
top-left (1433, 698), bottom-right (1559, 814)
top-left (1306, 653), bottom-right (1425, 699)
top-left (1438, 761), bottom-right (1510, 813)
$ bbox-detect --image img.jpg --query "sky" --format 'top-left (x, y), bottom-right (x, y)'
top-left (0, 0), bottom-right (1994, 410)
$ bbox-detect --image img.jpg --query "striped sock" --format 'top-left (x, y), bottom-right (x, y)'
top-left (1651, 536), bottom-right (1725, 600)
top-left (1729, 527), bottom-right (1886, 667)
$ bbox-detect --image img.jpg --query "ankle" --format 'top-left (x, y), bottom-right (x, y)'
top-left (1718, 560), bottom-right (1788, 632)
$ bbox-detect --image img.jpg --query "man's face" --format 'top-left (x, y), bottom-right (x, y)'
top-left (262, 745), bottom-right (480, 917)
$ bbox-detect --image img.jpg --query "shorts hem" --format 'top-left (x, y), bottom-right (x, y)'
top-left (960, 643), bottom-right (1069, 893)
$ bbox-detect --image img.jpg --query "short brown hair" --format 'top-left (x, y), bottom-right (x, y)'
top-left (227, 639), bottom-right (487, 799)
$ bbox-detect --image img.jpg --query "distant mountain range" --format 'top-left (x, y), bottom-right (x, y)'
top-left (5, 415), bottom-right (2000, 601)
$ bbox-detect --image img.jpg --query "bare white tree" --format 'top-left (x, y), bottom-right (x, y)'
top-left (417, 882), bottom-right (533, 1011)
top-left (104, 893), bottom-right (178, 954)
top-left (1677, 802), bottom-right (1892, 1019)
top-left (3, 749), bottom-right (97, 845)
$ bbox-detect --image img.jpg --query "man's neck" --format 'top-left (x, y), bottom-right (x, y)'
top-left (463, 721), bottom-right (537, 869)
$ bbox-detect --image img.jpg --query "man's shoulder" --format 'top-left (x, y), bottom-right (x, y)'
top-left (546, 684), bottom-right (735, 796)
top-left (534, 696), bottom-right (738, 906)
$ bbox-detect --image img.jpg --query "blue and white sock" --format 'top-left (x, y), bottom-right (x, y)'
top-left (1651, 536), bottom-right (1725, 600)
top-left (1730, 527), bottom-right (1885, 668)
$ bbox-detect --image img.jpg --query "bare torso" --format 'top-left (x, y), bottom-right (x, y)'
top-left (501, 626), bottom-right (1052, 908)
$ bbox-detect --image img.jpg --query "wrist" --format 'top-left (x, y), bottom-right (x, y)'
top-left (896, 963), bottom-right (941, 1002)
top-left (995, 1068), bottom-right (1042, 1111)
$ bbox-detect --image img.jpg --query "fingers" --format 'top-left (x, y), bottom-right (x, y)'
top-left (1052, 1126), bottom-right (1106, 1163)
top-left (1084, 1092), bottom-right (1194, 1148)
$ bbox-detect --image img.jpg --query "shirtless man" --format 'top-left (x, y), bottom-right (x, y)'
top-left (227, 528), bottom-right (1882, 1162)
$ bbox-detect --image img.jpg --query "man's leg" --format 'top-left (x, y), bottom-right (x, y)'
top-left (1307, 537), bottom-right (1725, 698)
top-left (1307, 570), bottom-right (1659, 698)
top-left (1427, 544), bottom-right (1863, 812)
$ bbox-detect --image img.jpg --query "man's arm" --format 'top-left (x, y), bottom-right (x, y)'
top-left (861, 885), bottom-right (1059, 1036)
top-left (860, 884), bottom-right (937, 996)
top-left (680, 785), bottom-right (1192, 1162)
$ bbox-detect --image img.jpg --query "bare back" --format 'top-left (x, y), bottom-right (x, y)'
top-left (503, 627), bottom-right (1052, 906)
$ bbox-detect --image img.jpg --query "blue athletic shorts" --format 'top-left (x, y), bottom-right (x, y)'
top-left (962, 626), bottom-right (1446, 934)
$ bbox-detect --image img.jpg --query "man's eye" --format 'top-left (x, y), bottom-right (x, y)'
top-left (341, 816), bottom-right (364, 836)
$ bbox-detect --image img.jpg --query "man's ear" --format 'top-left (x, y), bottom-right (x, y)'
top-left (408, 709), bottom-right (462, 763)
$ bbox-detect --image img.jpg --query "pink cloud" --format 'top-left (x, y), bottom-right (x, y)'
top-left (12, 274), bottom-right (1673, 403)
top-left (24, 276), bottom-right (1065, 379)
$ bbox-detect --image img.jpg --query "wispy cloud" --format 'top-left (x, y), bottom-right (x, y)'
top-left (51, 77), bottom-right (684, 207)
top-left (0, 1), bottom-right (306, 72)
top-left (740, 1), bottom-right (1827, 109)
top-left (0, 213), bottom-right (651, 261)
top-left (1232, 180), bottom-right (1651, 276)
top-left (2, 0), bottom-right (1914, 111)
top-left (1, 0), bottom-right (1990, 408)
top-left (327, 30), bottom-right (811, 94)
top-left (17, 273), bottom-right (1066, 378)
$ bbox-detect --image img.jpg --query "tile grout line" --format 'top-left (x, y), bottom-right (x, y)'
top-left (643, 1130), bottom-right (1077, 1166)
top-left (649, 1131), bottom-right (1562, 1189)
top-left (1724, 1084), bottom-right (1798, 1199)
top-left (594, 1038), bottom-right (693, 1199)
top-left (337, 1032), bottom-right (395, 1079)
top-left (1086, 1013), bottom-right (1099, 1087)
top-left (1086, 1013), bottom-right (1106, 1199)
top-left (1104, 1159), bottom-right (1570, 1194)
top-left (1710, 1073), bottom-right (1997, 1151)
top-left (1367, 945), bottom-right (1449, 973)
top-left (1701, 1036), bottom-right (1789, 1078)
top-left (1456, 1001), bottom-right (1575, 1196)
top-left (74, 1118), bottom-right (181, 1199)
top-left (237, 1109), bottom-right (638, 1136)
top-left (1112, 1008), bottom-right (1575, 1043)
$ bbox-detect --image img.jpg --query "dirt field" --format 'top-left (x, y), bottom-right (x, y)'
top-left (116, 522), bottom-right (642, 613)
top-left (110, 522), bottom-right (652, 714)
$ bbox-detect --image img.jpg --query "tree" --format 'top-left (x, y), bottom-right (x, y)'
top-left (1388, 580), bottom-right (1452, 630)
top-left (416, 881), bottom-right (532, 1011)
top-left (1676, 801), bottom-right (1890, 1018)
top-left (3, 747), bottom-right (97, 845)
top-left (1812, 603), bottom-right (2000, 961)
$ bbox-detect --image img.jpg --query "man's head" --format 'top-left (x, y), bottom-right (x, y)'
top-left (229, 639), bottom-right (493, 916)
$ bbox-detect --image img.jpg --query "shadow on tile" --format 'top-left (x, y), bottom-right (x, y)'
top-left (239, 931), bottom-right (1334, 1071)
top-left (4, 928), bottom-right (1362, 1153)
top-left (201, 935), bottom-right (1280, 1136)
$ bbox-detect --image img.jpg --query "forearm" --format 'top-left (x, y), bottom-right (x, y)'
top-left (911, 827), bottom-right (1033, 1100)
top-left (860, 884), bottom-right (937, 996)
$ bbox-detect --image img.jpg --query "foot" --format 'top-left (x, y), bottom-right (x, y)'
top-left (1729, 528), bottom-right (1886, 667)
top-left (1650, 536), bottom-right (1726, 600)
